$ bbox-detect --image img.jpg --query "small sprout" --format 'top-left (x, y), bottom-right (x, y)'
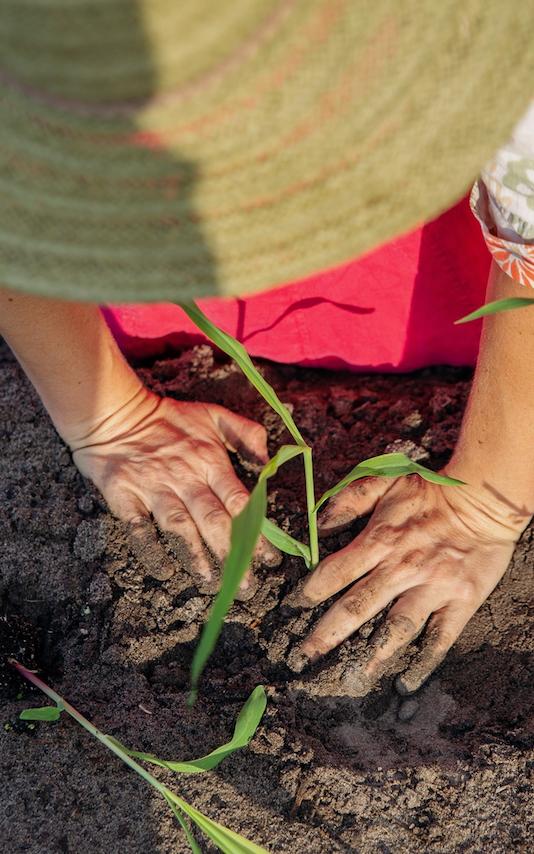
top-left (119, 685), bottom-right (267, 773)
top-left (20, 705), bottom-right (62, 722)
top-left (314, 452), bottom-right (465, 514)
top-left (11, 660), bottom-right (267, 854)
top-left (180, 301), bottom-right (320, 568)
top-left (261, 518), bottom-right (311, 568)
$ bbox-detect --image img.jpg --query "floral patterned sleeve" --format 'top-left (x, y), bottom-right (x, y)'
top-left (470, 101), bottom-right (534, 288)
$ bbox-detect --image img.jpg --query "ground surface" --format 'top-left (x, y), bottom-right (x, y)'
top-left (0, 342), bottom-right (532, 854)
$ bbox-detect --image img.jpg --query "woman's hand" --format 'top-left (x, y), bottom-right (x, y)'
top-left (0, 289), bottom-right (279, 589)
top-left (72, 388), bottom-right (280, 587)
top-left (291, 472), bottom-right (530, 693)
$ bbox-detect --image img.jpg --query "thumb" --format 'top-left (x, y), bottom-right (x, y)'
top-left (318, 476), bottom-right (395, 534)
top-left (211, 405), bottom-right (269, 465)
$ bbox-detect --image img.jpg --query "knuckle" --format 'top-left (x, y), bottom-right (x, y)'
top-left (428, 629), bottom-right (454, 655)
top-left (203, 505), bottom-right (227, 526)
top-left (226, 488), bottom-right (249, 511)
top-left (126, 513), bottom-right (149, 530)
top-left (368, 522), bottom-right (398, 544)
top-left (454, 577), bottom-right (480, 602)
top-left (163, 508), bottom-right (190, 528)
top-left (401, 549), bottom-right (426, 569)
top-left (340, 591), bottom-right (365, 617)
top-left (387, 613), bottom-right (418, 638)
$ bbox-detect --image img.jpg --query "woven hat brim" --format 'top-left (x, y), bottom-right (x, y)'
top-left (1, 1), bottom-right (533, 303)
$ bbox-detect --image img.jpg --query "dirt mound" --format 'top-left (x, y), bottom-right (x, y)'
top-left (1, 342), bottom-right (532, 853)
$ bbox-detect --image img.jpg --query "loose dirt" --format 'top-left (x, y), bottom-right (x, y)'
top-left (0, 342), bottom-right (532, 853)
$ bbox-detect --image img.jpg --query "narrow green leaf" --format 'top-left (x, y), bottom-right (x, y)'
top-left (125, 686), bottom-right (267, 774)
top-left (12, 660), bottom-right (266, 854)
top-left (167, 789), bottom-right (268, 854)
top-left (190, 446), bottom-right (303, 698)
top-left (455, 297), bottom-right (534, 324)
top-left (180, 301), bottom-right (305, 444)
top-left (261, 517), bottom-right (311, 567)
top-left (20, 705), bottom-right (61, 722)
top-left (315, 452), bottom-right (465, 513)
top-left (163, 792), bottom-right (202, 854)
top-left (189, 480), bottom-right (265, 702)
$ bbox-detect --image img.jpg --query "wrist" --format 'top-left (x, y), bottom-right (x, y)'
top-left (443, 454), bottom-right (533, 537)
top-left (65, 380), bottom-right (160, 452)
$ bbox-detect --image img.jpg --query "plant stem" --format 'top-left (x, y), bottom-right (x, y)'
top-left (11, 660), bottom-right (269, 853)
top-left (10, 659), bottom-right (172, 799)
top-left (302, 446), bottom-right (319, 568)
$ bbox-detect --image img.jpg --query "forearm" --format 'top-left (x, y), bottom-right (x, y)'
top-left (447, 262), bottom-right (534, 519)
top-left (0, 287), bottom-right (154, 448)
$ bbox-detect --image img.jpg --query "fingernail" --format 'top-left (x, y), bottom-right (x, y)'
top-left (149, 563), bottom-right (175, 581)
top-left (258, 542), bottom-right (282, 568)
top-left (341, 662), bottom-right (373, 693)
top-left (282, 580), bottom-right (316, 609)
top-left (236, 573), bottom-right (257, 602)
top-left (395, 674), bottom-right (416, 696)
top-left (287, 645), bottom-right (312, 673)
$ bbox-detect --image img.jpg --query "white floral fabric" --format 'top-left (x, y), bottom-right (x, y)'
top-left (471, 101), bottom-right (534, 288)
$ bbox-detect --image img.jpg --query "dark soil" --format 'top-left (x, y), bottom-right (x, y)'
top-left (0, 341), bottom-right (532, 853)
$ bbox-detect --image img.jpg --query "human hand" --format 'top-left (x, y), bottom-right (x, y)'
top-left (290, 473), bottom-right (530, 693)
top-left (72, 389), bottom-right (280, 589)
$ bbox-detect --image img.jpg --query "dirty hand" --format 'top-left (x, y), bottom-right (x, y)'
top-left (0, 290), bottom-right (279, 589)
top-left (72, 388), bottom-right (279, 587)
top-left (292, 473), bottom-right (530, 693)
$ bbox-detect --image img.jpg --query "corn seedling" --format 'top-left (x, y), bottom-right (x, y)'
top-left (180, 302), bottom-right (464, 697)
top-left (12, 659), bottom-right (267, 854)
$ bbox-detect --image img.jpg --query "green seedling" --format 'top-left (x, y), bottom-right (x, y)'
top-left (182, 303), bottom-right (465, 697)
top-left (189, 444), bottom-right (304, 700)
top-left (456, 296), bottom-right (534, 324)
top-left (180, 302), bottom-right (319, 568)
top-left (12, 659), bottom-right (267, 854)
top-left (314, 452), bottom-right (464, 513)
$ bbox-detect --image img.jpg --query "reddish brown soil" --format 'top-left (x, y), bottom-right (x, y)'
top-left (0, 342), bottom-right (532, 853)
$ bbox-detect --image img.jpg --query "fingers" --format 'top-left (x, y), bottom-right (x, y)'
top-left (107, 491), bottom-right (176, 582)
top-left (210, 405), bottom-right (269, 465)
top-left (294, 529), bottom-right (390, 606)
top-left (318, 477), bottom-right (395, 534)
top-left (151, 492), bottom-right (214, 584)
top-left (362, 590), bottom-right (433, 677)
top-left (297, 568), bottom-right (410, 666)
top-left (395, 606), bottom-right (472, 695)
top-left (179, 482), bottom-right (232, 564)
top-left (207, 463), bottom-right (281, 568)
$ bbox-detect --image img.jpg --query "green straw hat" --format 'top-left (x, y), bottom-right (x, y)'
top-left (1, 2), bottom-right (533, 303)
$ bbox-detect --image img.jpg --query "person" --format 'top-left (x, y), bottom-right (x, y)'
top-left (0, 4), bottom-right (534, 693)
top-left (2, 105), bottom-right (534, 692)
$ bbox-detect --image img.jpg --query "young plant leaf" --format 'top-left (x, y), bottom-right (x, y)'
top-left (182, 300), bottom-right (320, 568)
top-left (163, 793), bottom-right (202, 854)
top-left (11, 660), bottom-right (268, 854)
top-left (261, 518), bottom-right (311, 567)
top-left (179, 301), bottom-right (305, 445)
top-left (20, 705), bottom-right (62, 721)
top-left (168, 789), bottom-right (268, 853)
top-left (190, 446), bottom-right (304, 699)
top-left (315, 452), bottom-right (465, 513)
top-left (455, 297), bottom-right (534, 324)
top-left (123, 685), bottom-right (267, 774)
